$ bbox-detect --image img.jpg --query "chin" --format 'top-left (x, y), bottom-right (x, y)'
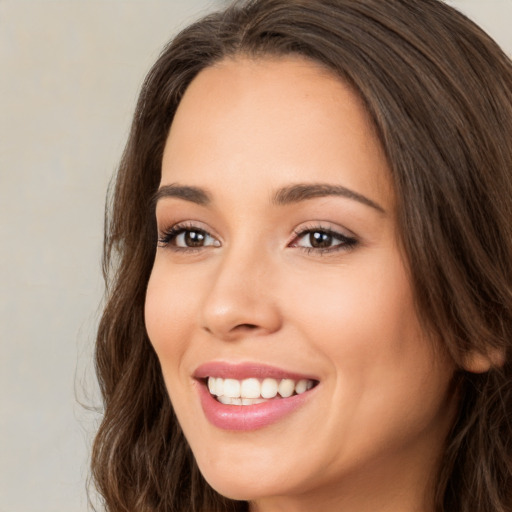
top-left (194, 450), bottom-right (299, 502)
top-left (204, 478), bottom-right (262, 502)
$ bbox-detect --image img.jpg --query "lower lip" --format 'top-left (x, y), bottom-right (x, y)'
top-left (197, 381), bottom-right (316, 431)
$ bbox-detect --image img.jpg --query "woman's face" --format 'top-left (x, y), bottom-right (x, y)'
top-left (145, 56), bottom-right (456, 510)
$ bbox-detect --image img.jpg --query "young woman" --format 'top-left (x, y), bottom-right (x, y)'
top-left (91, 1), bottom-right (512, 511)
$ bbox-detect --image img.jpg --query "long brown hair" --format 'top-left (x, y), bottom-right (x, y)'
top-left (91, 1), bottom-right (512, 511)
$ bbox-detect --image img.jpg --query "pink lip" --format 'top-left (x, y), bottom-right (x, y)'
top-left (193, 362), bottom-right (319, 431)
top-left (194, 361), bottom-right (318, 381)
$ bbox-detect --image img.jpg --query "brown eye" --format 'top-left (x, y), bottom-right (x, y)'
top-left (292, 227), bottom-right (358, 253)
top-left (158, 226), bottom-right (220, 249)
top-left (183, 230), bottom-right (207, 247)
top-left (174, 229), bottom-right (220, 248)
top-left (309, 231), bottom-right (333, 248)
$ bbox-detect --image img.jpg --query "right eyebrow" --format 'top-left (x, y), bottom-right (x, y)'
top-left (152, 184), bottom-right (211, 206)
top-left (272, 182), bottom-right (385, 213)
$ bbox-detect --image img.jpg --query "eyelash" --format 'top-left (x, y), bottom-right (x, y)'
top-left (290, 225), bottom-right (358, 254)
top-left (157, 222), bottom-right (218, 252)
top-left (157, 223), bottom-right (358, 254)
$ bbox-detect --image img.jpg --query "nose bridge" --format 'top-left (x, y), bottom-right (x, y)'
top-left (200, 238), bottom-right (281, 340)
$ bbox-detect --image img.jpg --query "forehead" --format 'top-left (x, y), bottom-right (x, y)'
top-left (162, 55), bottom-right (393, 211)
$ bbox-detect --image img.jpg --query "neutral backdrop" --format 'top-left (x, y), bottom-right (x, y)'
top-left (1, 1), bottom-right (511, 511)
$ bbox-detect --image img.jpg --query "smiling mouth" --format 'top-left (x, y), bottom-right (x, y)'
top-left (206, 376), bottom-right (318, 406)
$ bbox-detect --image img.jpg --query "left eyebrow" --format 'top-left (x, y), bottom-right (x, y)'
top-left (272, 183), bottom-right (385, 213)
top-left (152, 184), bottom-right (211, 206)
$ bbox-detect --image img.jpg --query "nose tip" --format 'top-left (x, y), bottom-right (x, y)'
top-left (201, 297), bottom-right (282, 341)
top-left (200, 259), bottom-right (282, 341)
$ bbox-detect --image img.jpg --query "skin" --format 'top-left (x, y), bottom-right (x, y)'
top-left (145, 56), bottom-right (458, 512)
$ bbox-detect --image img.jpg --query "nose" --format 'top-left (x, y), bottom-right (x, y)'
top-left (200, 246), bottom-right (282, 341)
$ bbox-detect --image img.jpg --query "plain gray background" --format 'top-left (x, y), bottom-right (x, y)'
top-left (1, 1), bottom-right (511, 511)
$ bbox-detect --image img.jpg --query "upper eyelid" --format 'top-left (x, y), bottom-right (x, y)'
top-left (157, 220), bottom-right (357, 248)
top-left (157, 221), bottom-right (222, 250)
top-left (292, 221), bottom-right (356, 238)
top-left (158, 221), bottom-right (352, 235)
top-left (158, 220), bottom-right (219, 237)
top-left (291, 228), bottom-right (355, 244)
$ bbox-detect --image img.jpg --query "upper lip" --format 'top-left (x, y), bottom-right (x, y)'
top-left (193, 361), bottom-right (319, 382)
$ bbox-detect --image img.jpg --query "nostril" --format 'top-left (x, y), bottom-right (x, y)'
top-left (202, 323), bottom-right (258, 336)
top-left (236, 323), bottom-right (258, 330)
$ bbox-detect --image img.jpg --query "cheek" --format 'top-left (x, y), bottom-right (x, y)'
top-left (284, 256), bottom-right (455, 463)
top-left (286, 252), bottom-right (416, 361)
top-left (284, 252), bottom-right (450, 419)
top-left (144, 262), bottom-right (198, 371)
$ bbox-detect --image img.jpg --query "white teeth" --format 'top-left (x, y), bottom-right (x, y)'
top-left (223, 378), bottom-right (241, 398)
top-left (261, 378), bottom-right (278, 399)
top-left (242, 397), bottom-right (266, 405)
top-left (217, 396), bottom-right (268, 406)
top-left (206, 376), bottom-right (316, 402)
top-left (241, 378), bottom-right (261, 399)
top-left (215, 377), bottom-right (224, 397)
top-left (295, 379), bottom-right (308, 394)
top-left (278, 379), bottom-right (295, 398)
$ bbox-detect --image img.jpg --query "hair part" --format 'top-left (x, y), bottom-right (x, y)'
top-left (92, 1), bottom-right (512, 511)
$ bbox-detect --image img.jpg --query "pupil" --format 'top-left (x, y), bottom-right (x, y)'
top-left (185, 230), bottom-right (205, 247)
top-left (310, 231), bottom-right (332, 248)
